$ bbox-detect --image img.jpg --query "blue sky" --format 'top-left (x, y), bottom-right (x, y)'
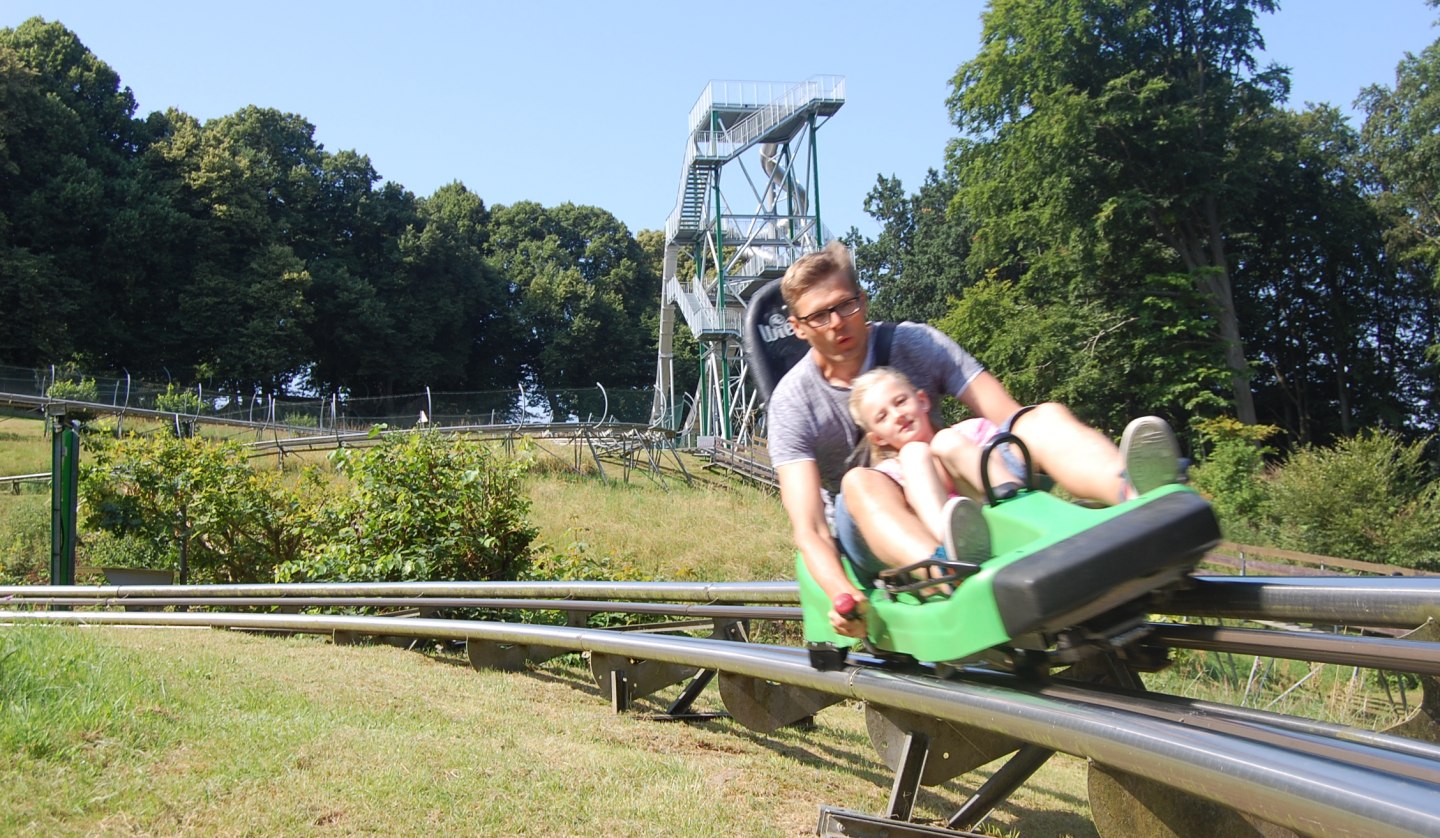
top-left (5, 2), bottom-right (1437, 238)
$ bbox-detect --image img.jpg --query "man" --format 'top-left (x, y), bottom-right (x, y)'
top-left (766, 241), bottom-right (1179, 638)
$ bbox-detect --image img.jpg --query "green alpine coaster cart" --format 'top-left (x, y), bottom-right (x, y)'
top-left (741, 278), bottom-right (1222, 673)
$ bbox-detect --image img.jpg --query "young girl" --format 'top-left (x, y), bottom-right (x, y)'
top-left (847, 367), bottom-right (1023, 567)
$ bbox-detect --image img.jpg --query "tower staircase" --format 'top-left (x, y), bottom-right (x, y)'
top-left (653, 77), bottom-right (845, 442)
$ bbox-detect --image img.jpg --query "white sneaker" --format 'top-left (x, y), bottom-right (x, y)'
top-left (1120, 416), bottom-right (1182, 496)
top-left (941, 496), bottom-right (990, 566)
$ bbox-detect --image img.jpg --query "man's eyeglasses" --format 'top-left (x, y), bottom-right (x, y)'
top-left (794, 295), bottom-right (863, 328)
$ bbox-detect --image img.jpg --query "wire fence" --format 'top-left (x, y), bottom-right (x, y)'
top-left (0, 363), bottom-right (661, 431)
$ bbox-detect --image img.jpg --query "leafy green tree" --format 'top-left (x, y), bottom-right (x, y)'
top-left (0, 20), bottom-right (157, 368)
top-left (1231, 106), bottom-right (1434, 442)
top-left (935, 274), bottom-right (1225, 434)
top-left (150, 106), bottom-right (319, 390)
top-left (1360, 1), bottom-right (1440, 291)
top-left (488, 202), bottom-right (658, 414)
top-left (847, 169), bottom-right (973, 323)
top-left (948, 0), bottom-right (1288, 424)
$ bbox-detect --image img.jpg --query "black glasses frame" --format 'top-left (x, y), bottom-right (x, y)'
top-left (794, 294), bottom-right (863, 328)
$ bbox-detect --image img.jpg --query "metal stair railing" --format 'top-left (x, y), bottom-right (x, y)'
top-left (666, 76), bottom-right (846, 243)
top-left (665, 277), bottom-right (742, 336)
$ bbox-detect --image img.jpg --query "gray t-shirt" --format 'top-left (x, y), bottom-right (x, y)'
top-left (766, 321), bottom-right (985, 508)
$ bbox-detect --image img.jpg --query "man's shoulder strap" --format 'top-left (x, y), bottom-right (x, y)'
top-left (873, 321), bottom-right (898, 368)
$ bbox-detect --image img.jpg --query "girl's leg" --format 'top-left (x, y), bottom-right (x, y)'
top-left (899, 440), bottom-right (992, 572)
top-left (931, 423), bottom-right (1020, 499)
top-left (896, 441), bottom-right (950, 542)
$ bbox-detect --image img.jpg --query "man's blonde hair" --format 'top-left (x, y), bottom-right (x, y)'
top-left (780, 240), bottom-right (860, 313)
top-left (847, 366), bottom-right (916, 462)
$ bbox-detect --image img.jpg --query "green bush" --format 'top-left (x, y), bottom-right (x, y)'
top-left (279, 411), bottom-right (318, 428)
top-left (278, 431), bottom-right (537, 583)
top-left (1188, 416), bottom-right (1278, 540)
top-left (521, 532), bottom-right (651, 628)
top-left (81, 435), bottom-right (320, 583)
top-left (1263, 431), bottom-right (1440, 570)
top-left (46, 378), bottom-right (98, 403)
top-left (0, 496), bottom-right (50, 584)
top-left (154, 384), bottom-right (203, 415)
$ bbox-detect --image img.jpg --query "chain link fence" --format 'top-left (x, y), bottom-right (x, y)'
top-left (0, 363), bottom-right (661, 432)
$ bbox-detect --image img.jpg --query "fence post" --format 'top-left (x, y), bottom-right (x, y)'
top-left (48, 410), bottom-right (78, 588)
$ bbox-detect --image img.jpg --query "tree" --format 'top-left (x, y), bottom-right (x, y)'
top-left (0, 20), bottom-right (156, 368)
top-left (487, 202), bottom-right (658, 413)
top-left (1232, 106), bottom-right (1434, 442)
top-left (1360, 2), bottom-right (1440, 292)
top-left (846, 169), bottom-right (973, 323)
top-left (948, 0), bottom-right (1289, 424)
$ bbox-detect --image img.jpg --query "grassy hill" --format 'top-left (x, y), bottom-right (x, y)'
top-left (0, 621), bottom-right (1095, 836)
top-left (0, 423), bottom-right (1095, 835)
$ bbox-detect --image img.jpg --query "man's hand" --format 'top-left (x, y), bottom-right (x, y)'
top-left (829, 592), bottom-right (868, 638)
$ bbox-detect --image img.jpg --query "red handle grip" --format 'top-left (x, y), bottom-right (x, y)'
top-left (833, 593), bottom-right (858, 619)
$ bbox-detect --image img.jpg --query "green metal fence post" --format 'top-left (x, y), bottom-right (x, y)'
top-left (49, 411), bottom-right (78, 587)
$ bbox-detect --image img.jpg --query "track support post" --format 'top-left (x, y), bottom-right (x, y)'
top-left (886, 731), bottom-right (930, 821)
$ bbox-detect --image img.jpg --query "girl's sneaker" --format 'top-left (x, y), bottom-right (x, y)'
top-left (942, 495), bottom-right (991, 566)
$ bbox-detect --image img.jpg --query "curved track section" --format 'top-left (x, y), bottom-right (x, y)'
top-left (4, 609), bottom-right (1440, 836)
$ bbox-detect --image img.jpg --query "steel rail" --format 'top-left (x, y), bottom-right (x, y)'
top-left (1021, 678), bottom-right (1440, 784)
top-left (9, 591), bottom-right (1440, 676)
top-left (1149, 622), bottom-right (1440, 675)
top-left (0, 391), bottom-right (331, 436)
top-left (3, 609), bottom-right (1439, 836)
top-left (789, 645), bottom-right (1440, 782)
top-left (0, 581), bottom-right (802, 603)
top-left (12, 575), bottom-right (1440, 622)
top-left (0, 596), bottom-right (802, 622)
top-left (1168, 576), bottom-right (1440, 628)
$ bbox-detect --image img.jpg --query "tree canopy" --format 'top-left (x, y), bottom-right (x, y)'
top-left (852, 1), bottom-right (1437, 444)
top-left (0, 17), bottom-right (658, 404)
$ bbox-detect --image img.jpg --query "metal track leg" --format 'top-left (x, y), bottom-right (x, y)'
top-left (611, 669), bottom-right (631, 713)
top-left (665, 669), bottom-right (717, 716)
top-left (657, 619), bottom-right (747, 720)
top-left (886, 731), bottom-right (930, 821)
top-left (866, 705), bottom-right (1022, 787)
top-left (1088, 763), bottom-right (1297, 837)
top-left (817, 806), bottom-right (988, 837)
top-left (946, 744), bottom-right (1053, 831)
top-left (1387, 620), bottom-right (1440, 744)
top-left (590, 652), bottom-right (698, 710)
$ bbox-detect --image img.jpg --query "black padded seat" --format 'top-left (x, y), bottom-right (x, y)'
top-left (742, 279), bottom-right (810, 404)
top-left (992, 491), bottom-right (1221, 638)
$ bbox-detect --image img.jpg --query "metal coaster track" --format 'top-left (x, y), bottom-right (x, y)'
top-left (4, 606), bottom-right (1440, 836)
top-left (8, 573), bottom-right (1440, 834)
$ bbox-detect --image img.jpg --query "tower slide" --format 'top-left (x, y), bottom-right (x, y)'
top-left (652, 77), bottom-right (844, 444)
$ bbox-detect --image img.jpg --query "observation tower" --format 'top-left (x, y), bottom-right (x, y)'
top-left (652, 76), bottom-right (845, 443)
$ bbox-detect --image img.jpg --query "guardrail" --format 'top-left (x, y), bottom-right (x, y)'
top-left (0, 472), bottom-right (48, 493)
top-left (706, 438), bottom-right (777, 489)
top-left (1206, 541), bottom-right (1435, 577)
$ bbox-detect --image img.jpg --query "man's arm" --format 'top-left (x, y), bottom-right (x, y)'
top-left (957, 371), bottom-right (1023, 426)
top-left (776, 459), bottom-right (866, 637)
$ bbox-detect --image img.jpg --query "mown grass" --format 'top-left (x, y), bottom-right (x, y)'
top-left (0, 626), bottom-right (1097, 837)
top-left (525, 473), bottom-right (794, 583)
top-left (0, 423), bottom-right (1422, 834)
top-left (0, 415), bottom-right (49, 476)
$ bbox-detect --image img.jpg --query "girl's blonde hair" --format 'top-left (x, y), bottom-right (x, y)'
top-left (848, 366), bottom-right (917, 463)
